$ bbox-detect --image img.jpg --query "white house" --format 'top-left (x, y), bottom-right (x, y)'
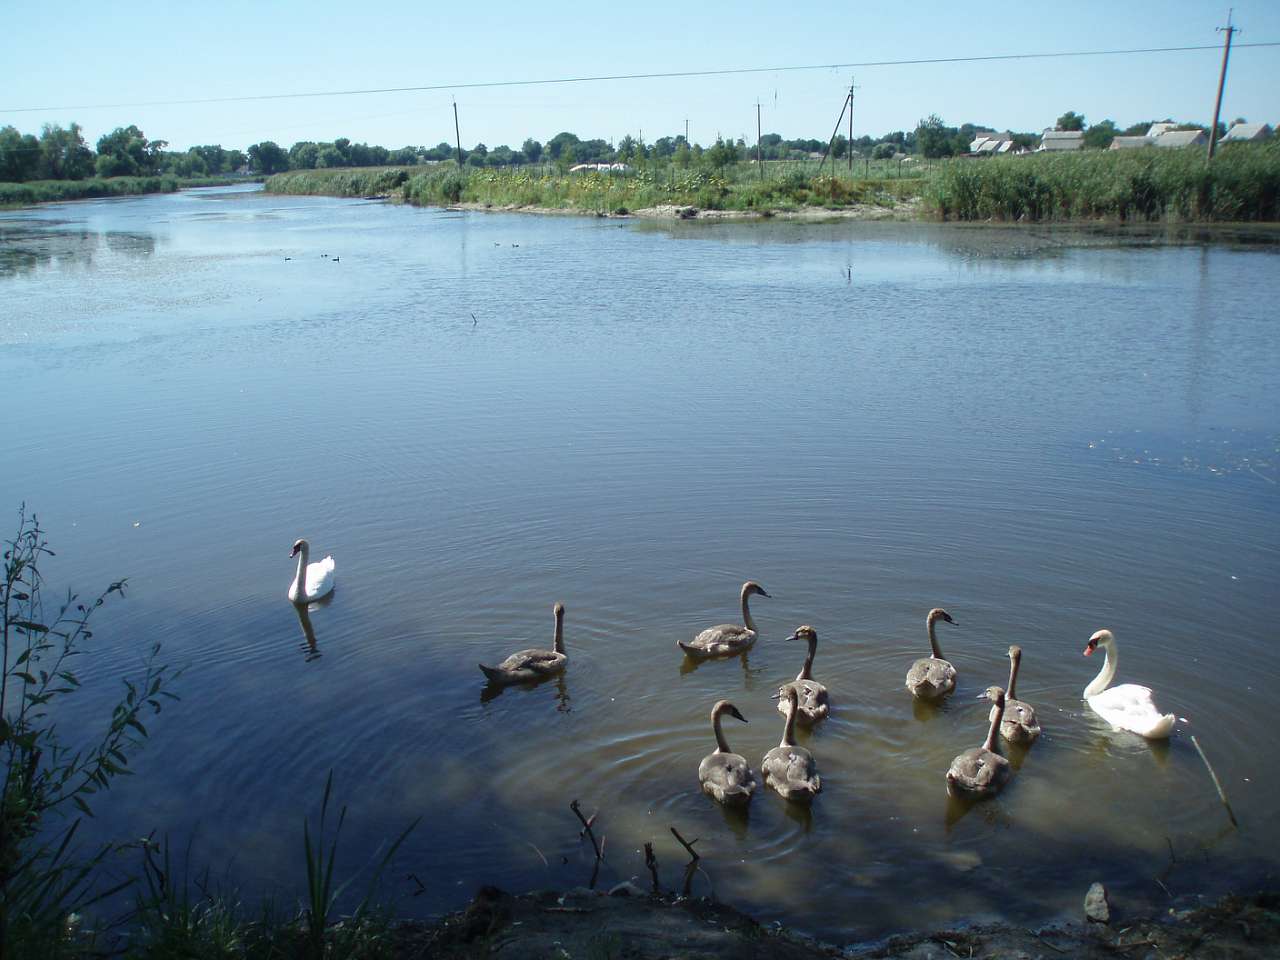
top-left (1037, 130), bottom-right (1084, 151)
top-left (1152, 129), bottom-right (1208, 148)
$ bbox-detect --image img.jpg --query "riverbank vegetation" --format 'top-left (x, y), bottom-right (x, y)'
top-left (0, 175), bottom-right (241, 207)
top-left (263, 140), bottom-right (1279, 222)
top-left (926, 140), bottom-right (1280, 221)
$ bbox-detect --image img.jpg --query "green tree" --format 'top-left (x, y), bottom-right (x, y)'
top-left (226, 149), bottom-right (247, 172)
top-left (247, 140), bottom-right (288, 174)
top-left (1056, 111), bottom-right (1086, 131)
top-left (915, 115), bottom-right (954, 158)
top-left (521, 138), bottom-right (543, 163)
top-left (289, 141), bottom-right (319, 169)
top-left (315, 145), bottom-right (344, 168)
top-left (705, 136), bottom-right (739, 169)
top-left (0, 126), bottom-right (40, 182)
top-left (95, 125), bottom-right (165, 177)
top-left (1083, 119), bottom-right (1118, 149)
top-left (871, 141), bottom-right (897, 159)
top-left (546, 131), bottom-right (580, 160)
top-left (38, 123), bottom-right (94, 180)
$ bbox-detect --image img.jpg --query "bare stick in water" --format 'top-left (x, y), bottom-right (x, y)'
top-left (570, 799), bottom-right (604, 888)
top-left (670, 826), bottom-right (702, 898)
top-left (644, 841), bottom-right (660, 893)
top-left (1190, 735), bottom-right (1239, 828)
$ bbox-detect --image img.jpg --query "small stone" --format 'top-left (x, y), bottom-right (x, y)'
top-left (1085, 882), bottom-right (1111, 923)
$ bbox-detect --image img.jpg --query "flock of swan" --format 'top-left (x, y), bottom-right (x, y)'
top-left (288, 542), bottom-right (1176, 807)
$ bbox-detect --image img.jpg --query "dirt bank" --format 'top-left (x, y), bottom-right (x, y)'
top-left (392, 885), bottom-right (1279, 959)
top-left (447, 199), bottom-right (922, 222)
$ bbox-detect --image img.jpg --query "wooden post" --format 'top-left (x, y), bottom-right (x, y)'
top-left (1207, 11), bottom-right (1238, 160)
top-left (453, 100), bottom-right (463, 169)
top-left (817, 93), bottom-right (850, 174)
top-left (756, 102), bottom-right (763, 180)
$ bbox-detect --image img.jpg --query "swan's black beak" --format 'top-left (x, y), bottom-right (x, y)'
top-left (785, 632), bottom-right (798, 642)
top-left (289, 546), bottom-right (300, 557)
top-left (759, 589), bottom-right (771, 598)
top-left (975, 692), bottom-right (990, 700)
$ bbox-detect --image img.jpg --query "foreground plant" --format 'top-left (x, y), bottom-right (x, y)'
top-left (1, 506), bottom-right (179, 955)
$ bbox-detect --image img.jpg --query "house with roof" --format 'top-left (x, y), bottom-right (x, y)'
top-left (1109, 135), bottom-right (1151, 150)
top-left (1146, 122), bottom-right (1178, 140)
top-left (1037, 130), bottom-right (1084, 151)
top-left (1222, 122), bottom-right (1273, 142)
top-left (1152, 129), bottom-right (1208, 148)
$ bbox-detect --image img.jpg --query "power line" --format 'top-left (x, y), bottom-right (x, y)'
top-left (3, 42), bottom-right (1278, 115)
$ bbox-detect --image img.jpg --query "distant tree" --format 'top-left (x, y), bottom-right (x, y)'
top-left (521, 138), bottom-right (543, 163)
top-left (191, 144), bottom-right (228, 173)
top-left (831, 134), bottom-right (848, 159)
top-left (1121, 121), bottom-right (1155, 136)
top-left (247, 140), bottom-right (289, 174)
top-left (674, 141), bottom-right (692, 167)
top-left (1056, 111), bottom-right (1086, 131)
top-left (332, 138), bottom-right (351, 162)
top-left (0, 125), bottom-right (41, 181)
top-left (226, 149), bottom-right (247, 172)
top-left (315, 145), bottom-right (344, 168)
top-left (389, 146), bottom-right (418, 165)
top-left (38, 123), bottom-right (94, 179)
top-left (704, 136), bottom-right (739, 169)
top-left (488, 144), bottom-right (515, 166)
top-left (616, 134), bottom-right (638, 162)
top-left (915, 115), bottom-right (954, 158)
top-left (1083, 119), bottom-right (1118, 149)
top-left (289, 142), bottom-right (319, 169)
top-left (546, 132), bottom-right (580, 160)
top-left (96, 125), bottom-right (164, 177)
top-left (871, 141), bottom-right (897, 160)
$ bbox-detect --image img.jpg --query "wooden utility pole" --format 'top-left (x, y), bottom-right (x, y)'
top-left (817, 91), bottom-right (851, 174)
top-left (756, 102), bottom-right (763, 180)
top-left (453, 100), bottom-right (464, 168)
top-left (1207, 10), bottom-right (1239, 160)
top-left (685, 118), bottom-right (689, 143)
top-left (847, 79), bottom-right (856, 171)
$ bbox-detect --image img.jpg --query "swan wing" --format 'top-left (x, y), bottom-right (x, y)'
top-left (778, 680), bottom-right (830, 722)
top-left (304, 557), bottom-right (335, 599)
top-left (906, 657), bottom-right (956, 699)
top-left (699, 752), bottom-right (757, 803)
top-left (682, 624), bottom-right (755, 657)
top-left (1087, 684), bottom-right (1175, 739)
top-left (498, 647), bottom-right (564, 673)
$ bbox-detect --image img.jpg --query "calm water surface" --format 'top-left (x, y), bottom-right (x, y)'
top-left (2, 186), bottom-right (1278, 939)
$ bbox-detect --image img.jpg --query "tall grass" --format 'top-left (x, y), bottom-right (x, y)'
top-left (926, 141), bottom-right (1280, 222)
top-left (266, 162), bottom-right (924, 214)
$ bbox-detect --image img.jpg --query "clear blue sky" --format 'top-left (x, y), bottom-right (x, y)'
top-left (3, 1), bottom-right (1277, 151)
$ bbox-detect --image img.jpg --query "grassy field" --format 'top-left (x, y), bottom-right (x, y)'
top-left (268, 143), bottom-right (1280, 222)
top-left (0, 175), bottom-right (243, 207)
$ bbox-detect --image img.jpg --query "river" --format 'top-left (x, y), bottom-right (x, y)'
top-left (1, 185), bottom-right (1277, 939)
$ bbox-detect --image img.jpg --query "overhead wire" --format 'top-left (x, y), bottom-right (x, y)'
top-left (2, 42), bottom-right (1278, 114)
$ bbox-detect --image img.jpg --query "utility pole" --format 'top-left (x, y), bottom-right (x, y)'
top-left (1207, 10), bottom-right (1239, 160)
top-left (817, 90), bottom-right (851, 174)
top-left (453, 99), bottom-right (464, 169)
top-left (848, 78), bottom-right (858, 171)
top-left (756, 101), bottom-right (763, 180)
top-left (685, 118), bottom-right (689, 144)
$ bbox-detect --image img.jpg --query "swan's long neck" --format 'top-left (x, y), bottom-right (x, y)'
top-left (1084, 641), bottom-right (1117, 698)
top-left (797, 635), bottom-right (817, 682)
top-left (983, 696), bottom-right (1005, 753)
top-left (780, 695), bottom-right (798, 747)
top-left (1007, 654), bottom-right (1020, 701)
top-left (552, 610), bottom-right (565, 655)
top-left (712, 705), bottom-right (731, 753)
top-left (292, 544), bottom-right (309, 597)
top-left (927, 614), bottom-right (944, 659)
top-left (741, 588), bottom-right (758, 635)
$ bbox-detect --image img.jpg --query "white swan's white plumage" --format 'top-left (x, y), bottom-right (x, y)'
top-left (288, 538), bottom-right (335, 603)
top-left (1083, 629), bottom-right (1175, 739)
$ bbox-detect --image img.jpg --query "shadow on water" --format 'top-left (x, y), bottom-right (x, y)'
top-left (0, 225), bottom-right (156, 278)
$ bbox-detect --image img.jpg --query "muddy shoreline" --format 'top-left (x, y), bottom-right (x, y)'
top-left (392, 884), bottom-right (1280, 958)
top-left (444, 198), bottom-right (923, 221)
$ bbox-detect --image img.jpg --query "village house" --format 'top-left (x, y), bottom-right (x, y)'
top-left (1222, 122), bottom-right (1273, 142)
top-left (1036, 129), bottom-right (1084, 151)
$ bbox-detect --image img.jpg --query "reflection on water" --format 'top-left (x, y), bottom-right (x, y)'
top-left (0, 186), bottom-right (1277, 939)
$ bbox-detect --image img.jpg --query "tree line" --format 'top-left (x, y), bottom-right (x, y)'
top-left (3, 110), bottom-right (1250, 184)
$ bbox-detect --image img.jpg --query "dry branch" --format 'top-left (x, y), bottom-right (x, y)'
top-left (1190, 735), bottom-right (1239, 828)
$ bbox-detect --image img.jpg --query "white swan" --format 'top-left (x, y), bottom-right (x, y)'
top-left (1083, 629), bottom-right (1175, 739)
top-left (288, 538), bottom-right (335, 603)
